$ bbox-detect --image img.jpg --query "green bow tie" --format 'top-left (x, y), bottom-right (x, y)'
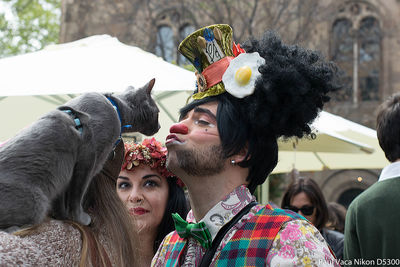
top-left (172, 213), bottom-right (212, 249)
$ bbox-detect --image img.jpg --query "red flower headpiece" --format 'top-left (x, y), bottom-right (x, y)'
top-left (122, 138), bottom-right (184, 187)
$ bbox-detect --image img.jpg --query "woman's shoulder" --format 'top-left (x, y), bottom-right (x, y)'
top-left (0, 219), bottom-right (82, 266)
top-left (322, 228), bottom-right (344, 242)
top-left (34, 218), bottom-right (81, 233)
top-left (31, 219), bottom-right (83, 249)
top-left (322, 228), bottom-right (344, 260)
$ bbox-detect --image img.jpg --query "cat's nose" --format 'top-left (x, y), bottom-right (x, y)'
top-left (170, 123), bottom-right (188, 134)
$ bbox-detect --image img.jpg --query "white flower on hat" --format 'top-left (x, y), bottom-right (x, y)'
top-left (222, 52), bottom-right (265, 98)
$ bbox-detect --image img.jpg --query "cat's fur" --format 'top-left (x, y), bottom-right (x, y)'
top-left (0, 79), bottom-right (160, 229)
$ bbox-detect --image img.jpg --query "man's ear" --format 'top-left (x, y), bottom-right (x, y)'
top-left (231, 145), bottom-right (249, 165)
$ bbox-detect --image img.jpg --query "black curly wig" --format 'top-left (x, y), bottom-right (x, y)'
top-left (180, 31), bottom-right (340, 193)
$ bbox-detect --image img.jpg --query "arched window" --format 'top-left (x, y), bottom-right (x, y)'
top-left (330, 3), bottom-right (382, 104)
top-left (155, 26), bottom-right (175, 62)
top-left (338, 188), bottom-right (364, 208)
top-left (154, 24), bottom-right (195, 66)
top-left (359, 17), bottom-right (381, 101)
top-left (178, 24), bottom-right (195, 66)
top-left (332, 19), bottom-right (353, 101)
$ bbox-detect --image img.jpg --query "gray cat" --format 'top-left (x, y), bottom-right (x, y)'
top-left (0, 78), bottom-right (160, 229)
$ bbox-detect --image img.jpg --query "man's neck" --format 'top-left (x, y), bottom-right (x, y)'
top-left (183, 165), bottom-right (249, 221)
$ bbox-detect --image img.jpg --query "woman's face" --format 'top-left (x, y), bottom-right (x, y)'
top-left (290, 192), bottom-right (316, 226)
top-left (117, 165), bottom-right (169, 233)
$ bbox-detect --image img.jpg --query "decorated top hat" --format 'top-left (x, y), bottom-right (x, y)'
top-left (178, 24), bottom-right (265, 100)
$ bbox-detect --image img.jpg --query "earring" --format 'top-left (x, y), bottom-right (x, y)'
top-left (231, 159), bottom-right (236, 166)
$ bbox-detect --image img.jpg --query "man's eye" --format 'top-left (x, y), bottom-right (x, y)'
top-left (195, 120), bottom-right (210, 125)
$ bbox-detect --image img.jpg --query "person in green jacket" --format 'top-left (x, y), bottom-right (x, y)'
top-left (344, 93), bottom-right (400, 265)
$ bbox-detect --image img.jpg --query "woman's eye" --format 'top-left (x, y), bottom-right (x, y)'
top-left (117, 182), bottom-right (131, 190)
top-left (144, 180), bottom-right (158, 187)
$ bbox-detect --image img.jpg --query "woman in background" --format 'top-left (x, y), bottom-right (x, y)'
top-left (117, 138), bottom-right (188, 266)
top-left (281, 177), bottom-right (345, 260)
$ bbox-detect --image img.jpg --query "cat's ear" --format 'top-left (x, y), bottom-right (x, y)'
top-left (146, 78), bottom-right (156, 94)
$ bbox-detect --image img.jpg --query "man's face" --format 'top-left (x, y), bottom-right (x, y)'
top-left (165, 101), bottom-right (226, 176)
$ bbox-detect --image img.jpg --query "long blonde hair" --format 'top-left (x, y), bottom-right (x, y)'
top-left (79, 171), bottom-right (138, 267)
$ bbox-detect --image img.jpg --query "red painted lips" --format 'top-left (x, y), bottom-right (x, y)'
top-left (129, 207), bottom-right (149, 215)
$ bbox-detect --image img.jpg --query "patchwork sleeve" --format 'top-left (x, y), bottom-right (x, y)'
top-left (152, 232), bottom-right (173, 267)
top-left (266, 219), bottom-right (340, 267)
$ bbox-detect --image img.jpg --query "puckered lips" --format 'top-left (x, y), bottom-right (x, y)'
top-left (165, 134), bottom-right (184, 145)
top-left (129, 207), bottom-right (149, 216)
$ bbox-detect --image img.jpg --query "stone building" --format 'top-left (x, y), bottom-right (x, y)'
top-left (60, 0), bottom-right (400, 207)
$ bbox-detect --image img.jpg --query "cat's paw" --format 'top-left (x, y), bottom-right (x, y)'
top-left (76, 211), bottom-right (91, 226)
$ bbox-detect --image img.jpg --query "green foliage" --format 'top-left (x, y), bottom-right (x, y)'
top-left (0, 0), bottom-right (61, 57)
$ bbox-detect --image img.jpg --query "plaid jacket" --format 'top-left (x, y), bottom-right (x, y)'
top-left (157, 204), bottom-right (303, 266)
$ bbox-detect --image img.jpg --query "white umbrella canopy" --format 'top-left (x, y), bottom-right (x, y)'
top-left (273, 111), bottom-right (389, 173)
top-left (0, 94), bottom-right (387, 174)
top-left (1, 92), bottom-right (384, 172)
top-left (0, 34), bottom-right (195, 142)
top-left (0, 34), bottom-right (196, 96)
top-left (0, 34), bottom-right (388, 173)
top-left (278, 111), bottom-right (375, 154)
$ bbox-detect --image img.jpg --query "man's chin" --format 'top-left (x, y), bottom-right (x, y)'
top-left (166, 153), bottom-right (179, 172)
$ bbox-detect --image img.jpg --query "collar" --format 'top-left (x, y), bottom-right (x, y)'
top-left (379, 161), bottom-right (400, 182)
top-left (186, 185), bottom-right (255, 241)
top-left (106, 97), bottom-right (132, 146)
top-left (62, 109), bottom-right (83, 133)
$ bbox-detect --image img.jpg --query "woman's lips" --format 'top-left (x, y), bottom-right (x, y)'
top-left (129, 207), bottom-right (149, 215)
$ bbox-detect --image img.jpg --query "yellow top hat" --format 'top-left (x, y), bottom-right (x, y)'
top-left (179, 24), bottom-right (265, 100)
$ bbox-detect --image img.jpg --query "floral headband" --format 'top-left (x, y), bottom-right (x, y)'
top-left (121, 138), bottom-right (184, 187)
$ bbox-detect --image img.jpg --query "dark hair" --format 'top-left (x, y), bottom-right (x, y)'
top-left (281, 177), bottom-right (329, 230)
top-left (153, 177), bottom-right (188, 253)
top-left (376, 93), bottom-right (400, 162)
top-left (180, 31), bottom-right (340, 193)
top-left (326, 202), bottom-right (347, 233)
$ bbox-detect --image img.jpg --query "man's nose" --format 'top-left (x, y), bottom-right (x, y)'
top-left (169, 122), bottom-right (189, 134)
